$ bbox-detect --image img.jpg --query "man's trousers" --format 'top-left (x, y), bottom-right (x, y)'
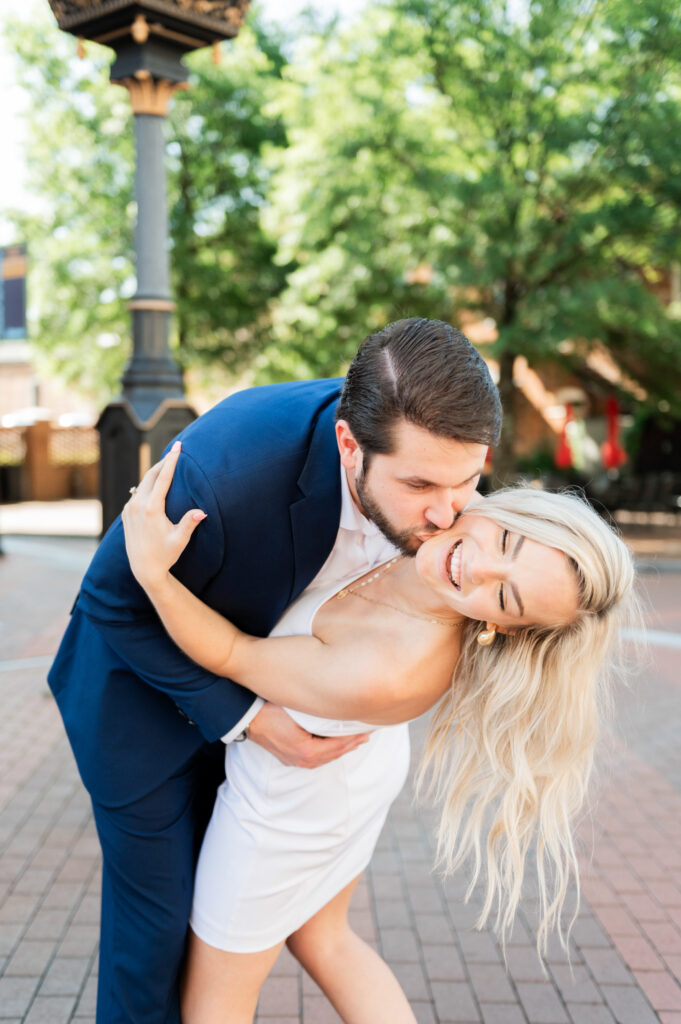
top-left (91, 743), bottom-right (224, 1024)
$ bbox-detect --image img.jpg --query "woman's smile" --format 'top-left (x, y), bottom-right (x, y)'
top-left (443, 540), bottom-right (463, 591)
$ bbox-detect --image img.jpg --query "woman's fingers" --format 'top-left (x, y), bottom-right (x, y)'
top-left (130, 458), bottom-right (164, 501)
top-left (129, 441), bottom-right (181, 506)
top-left (149, 441), bottom-right (182, 508)
top-left (175, 508), bottom-right (208, 548)
top-left (124, 441), bottom-right (208, 557)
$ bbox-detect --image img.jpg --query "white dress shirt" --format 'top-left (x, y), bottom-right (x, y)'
top-left (221, 466), bottom-right (399, 742)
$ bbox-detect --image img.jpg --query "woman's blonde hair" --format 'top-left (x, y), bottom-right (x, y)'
top-left (417, 487), bottom-right (636, 958)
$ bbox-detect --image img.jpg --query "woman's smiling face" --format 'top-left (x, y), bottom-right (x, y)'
top-left (415, 511), bottom-right (580, 629)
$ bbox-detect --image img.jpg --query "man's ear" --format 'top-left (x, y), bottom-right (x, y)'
top-left (336, 420), bottom-right (363, 472)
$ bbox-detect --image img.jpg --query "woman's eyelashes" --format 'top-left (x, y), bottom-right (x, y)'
top-left (499, 529), bottom-right (509, 611)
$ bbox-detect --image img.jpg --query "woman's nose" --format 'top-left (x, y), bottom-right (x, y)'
top-left (468, 555), bottom-right (503, 585)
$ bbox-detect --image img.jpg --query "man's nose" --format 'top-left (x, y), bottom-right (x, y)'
top-left (424, 493), bottom-right (458, 530)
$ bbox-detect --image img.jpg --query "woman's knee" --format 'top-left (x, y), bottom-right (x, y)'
top-left (287, 916), bottom-right (352, 970)
top-left (286, 880), bottom-right (360, 970)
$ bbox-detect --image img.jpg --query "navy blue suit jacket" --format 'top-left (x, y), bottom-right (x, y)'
top-left (48, 379), bottom-right (344, 808)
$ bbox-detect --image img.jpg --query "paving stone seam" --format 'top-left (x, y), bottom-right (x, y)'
top-left (574, 745), bottom-right (681, 1019)
top-left (407, 787), bottom-right (648, 1024)
top-left (0, 752), bottom-right (70, 865)
top-left (1, 751), bottom-right (100, 1021)
top-left (401, 808), bottom-right (508, 1024)
top-left (404, 782), bottom-right (540, 1022)
top-left (64, 941), bottom-right (100, 1022)
top-left (430, 818), bottom-right (543, 1024)
top-left (369, 823), bottom-right (442, 1022)
top-left (399, 811), bottom-right (458, 1021)
top-left (546, 907), bottom-right (635, 1019)
top-left (296, 950), bottom-right (304, 1024)
top-left (0, 689), bottom-right (67, 819)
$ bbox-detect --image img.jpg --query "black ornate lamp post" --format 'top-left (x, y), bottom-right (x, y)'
top-left (47, 1), bottom-right (250, 532)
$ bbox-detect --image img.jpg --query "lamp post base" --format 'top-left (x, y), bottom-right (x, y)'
top-left (97, 397), bottom-right (196, 535)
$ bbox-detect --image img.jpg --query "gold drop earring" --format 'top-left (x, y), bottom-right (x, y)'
top-left (477, 624), bottom-right (497, 647)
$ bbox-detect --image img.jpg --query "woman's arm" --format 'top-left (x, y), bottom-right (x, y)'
top-left (123, 447), bottom-right (457, 725)
top-left (140, 572), bottom-right (428, 723)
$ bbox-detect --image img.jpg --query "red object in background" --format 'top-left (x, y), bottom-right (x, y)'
top-left (555, 402), bottom-right (574, 469)
top-left (601, 397), bottom-right (627, 470)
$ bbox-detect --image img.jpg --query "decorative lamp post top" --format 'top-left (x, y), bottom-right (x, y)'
top-left (47, 1), bottom-right (251, 49)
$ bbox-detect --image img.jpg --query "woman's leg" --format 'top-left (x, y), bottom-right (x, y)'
top-left (180, 929), bottom-right (284, 1024)
top-left (286, 876), bottom-right (417, 1024)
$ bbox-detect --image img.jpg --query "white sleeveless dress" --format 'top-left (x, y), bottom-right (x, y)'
top-left (189, 574), bottom-right (411, 952)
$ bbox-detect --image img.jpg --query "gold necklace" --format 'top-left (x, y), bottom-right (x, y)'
top-left (336, 556), bottom-right (462, 628)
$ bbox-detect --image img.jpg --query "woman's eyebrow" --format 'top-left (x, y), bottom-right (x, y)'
top-left (510, 583), bottom-right (524, 618)
top-left (511, 535), bottom-right (525, 561)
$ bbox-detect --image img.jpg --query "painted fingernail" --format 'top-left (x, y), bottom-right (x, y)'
top-left (171, 441), bottom-right (181, 453)
top-left (192, 511), bottom-right (207, 522)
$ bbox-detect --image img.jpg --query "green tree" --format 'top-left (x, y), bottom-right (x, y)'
top-left (9, 9), bottom-right (135, 402)
top-left (263, 0), bottom-right (681, 477)
top-left (167, 23), bottom-right (289, 375)
top-left (6, 7), bottom-right (286, 402)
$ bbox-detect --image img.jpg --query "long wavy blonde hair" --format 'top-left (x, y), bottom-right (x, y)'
top-left (417, 487), bottom-right (636, 957)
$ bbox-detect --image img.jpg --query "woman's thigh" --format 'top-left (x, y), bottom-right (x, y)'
top-left (181, 930), bottom-right (284, 1024)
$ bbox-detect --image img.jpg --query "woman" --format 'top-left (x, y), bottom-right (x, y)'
top-left (122, 445), bottom-right (635, 1024)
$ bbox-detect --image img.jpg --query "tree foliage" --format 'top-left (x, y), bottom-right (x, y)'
top-left (260, 0), bottom-right (681, 475)
top-left (6, 0), bottom-right (681, 474)
top-left (6, 7), bottom-right (286, 401)
top-left (167, 23), bottom-right (288, 375)
top-left (9, 9), bottom-right (135, 401)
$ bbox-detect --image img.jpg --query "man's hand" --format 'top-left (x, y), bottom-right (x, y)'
top-left (247, 702), bottom-right (370, 769)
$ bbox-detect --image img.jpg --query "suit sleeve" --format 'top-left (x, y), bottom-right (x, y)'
top-left (76, 451), bottom-right (258, 743)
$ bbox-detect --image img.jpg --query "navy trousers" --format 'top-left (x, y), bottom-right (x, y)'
top-left (91, 743), bottom-right (224, 1024)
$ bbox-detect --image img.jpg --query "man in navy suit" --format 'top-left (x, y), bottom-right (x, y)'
top-left (49, 318), bottom-right (501, 1024)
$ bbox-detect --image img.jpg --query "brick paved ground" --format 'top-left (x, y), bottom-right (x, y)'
top-left (0, 530), bottom-right (679, 1023)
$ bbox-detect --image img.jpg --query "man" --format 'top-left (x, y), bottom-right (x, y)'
top-left (48, 317), bottom-right (501, 1024)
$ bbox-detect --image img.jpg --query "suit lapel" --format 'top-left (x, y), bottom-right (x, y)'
top-left (288, 398), bottom-right (342, 603)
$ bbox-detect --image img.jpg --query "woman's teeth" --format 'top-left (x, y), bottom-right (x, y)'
top-left (447, 541), bottom-right (462, 589)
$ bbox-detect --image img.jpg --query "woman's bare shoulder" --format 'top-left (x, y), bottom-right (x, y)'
top-left (313, 602), bottom-right (462, 722)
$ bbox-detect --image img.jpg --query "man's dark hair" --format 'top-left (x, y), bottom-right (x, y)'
top-left (336, 317), bottom-right (502, 461)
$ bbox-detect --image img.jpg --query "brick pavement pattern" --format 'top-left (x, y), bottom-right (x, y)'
top-left (0, 534), bottom-right (679, 1023)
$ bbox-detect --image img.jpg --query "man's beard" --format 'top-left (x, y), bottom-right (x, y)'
top-left (355, 467), bottom-right (438, 557)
